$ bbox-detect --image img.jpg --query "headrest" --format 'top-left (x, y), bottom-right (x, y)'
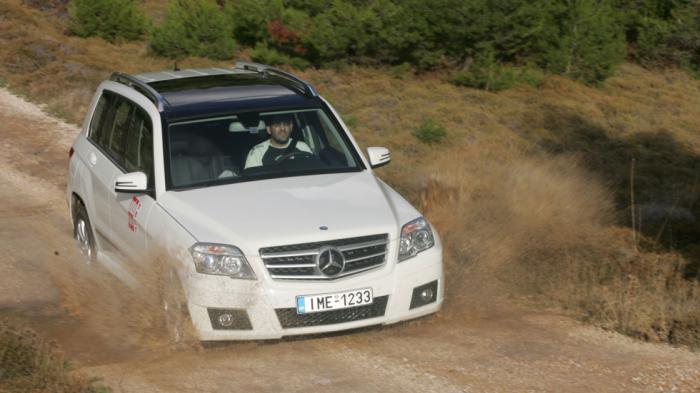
top-left (171, 140), bottom-right (189, 155)
top-left (229, 120), bottom-right (266, 133)
top-left (171, 136), bottom-right (220, 157)
top-left (190, 136), bottom-right (220, 157)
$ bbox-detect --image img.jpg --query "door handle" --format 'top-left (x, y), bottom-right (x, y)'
top-left (89, 152), bottom-right (97, 166)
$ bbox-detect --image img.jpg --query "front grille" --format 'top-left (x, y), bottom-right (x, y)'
top-left (275, 296), bottom-right (389, 328)
top-left (260, 234), bottom-right (389, 280)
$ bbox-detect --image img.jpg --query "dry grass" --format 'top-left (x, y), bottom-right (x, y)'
top-left (0, 321), bottom-right (109, 392)
top-left (1, 0), bottom-right (700, 347)
top-left (412, 146), bottom-right (699, 346)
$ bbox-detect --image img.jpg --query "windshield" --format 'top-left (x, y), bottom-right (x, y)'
top-left (166, 108), bottom-right (363, 189)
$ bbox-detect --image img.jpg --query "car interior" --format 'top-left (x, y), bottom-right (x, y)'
top-left (167, 110), bottom-right (352, 188)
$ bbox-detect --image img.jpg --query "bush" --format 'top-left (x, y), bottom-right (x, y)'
top-left (540, 0), bottom-right (627, 84)
top-left (667, 3), bottom-right (700, 73)
top-left (148, 0), bottom-right (700, 85)
top-left (389, 62), bottom-right (413, 79)
top-left (343, 115), bottom-right (358, 128)
top-left (250, 43), bottom-right (289, 66)
top-left (617, 0), bottom-right (700, 72)
top-left (224, 0), bottom-right (283, 46)
top-left (631, 17), bottom-right (674, 66)
top-left (366, 0), bottom-right (465, 69)
top-left (412, 118), bottom-right (447, 144)
top-left (250, 43), bottom-right (310, 70)
top-left (453, 48), bottom-right (544, 91)
top-left (304, 1), bottom-right (382, 64)
top-left (150, 0), bottom-right (235, 60)
top-left (68, 0), bottom-right (146, 42)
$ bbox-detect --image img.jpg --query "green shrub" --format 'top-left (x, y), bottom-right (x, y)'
top-left (304, 0), bottom-right (383, 64)
top-left (250, 43), bottom-right (310, 70)
top-left (667, 4), bottom-right (700, 74)
top-left (540, 0), bottom-right (626, 84)
top-left (150, 0), bottom-right (235, 60)
top-left (453, 48), bottom-right (544, 91)
top-left (389, 62), bottom-right (412, 79)
top-left (616, 0), bottom-right (700, 72)
top-left (68, 0), bottom-right (146, 42)
top-left (343, 115), bottom-right (358, 128)
top-left (251, 43), bottom-right (289, 66)
top-left (412, 118), bottom-right (447, 144)
top-left (288, 56), bottom-right (311, 70)
top-left (224, 0), bottom-right (283, 46)
top-left (631, 17), bottom-right (673, 66)
top-left (141, 0), bottom-right (700, 85)
top-left (363, 0), bottom-right (462, 69)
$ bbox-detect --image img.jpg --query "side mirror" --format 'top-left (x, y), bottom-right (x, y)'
top-left (367, 147), bottom-right (391, 169)
top-left (114, 172), bottom-right (148, 193)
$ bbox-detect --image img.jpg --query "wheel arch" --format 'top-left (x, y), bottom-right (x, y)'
top-left (70, 192), bottom-right (86, 222)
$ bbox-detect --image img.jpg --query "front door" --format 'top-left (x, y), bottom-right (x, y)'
top-left (109, 103), bottom-right (156, 263)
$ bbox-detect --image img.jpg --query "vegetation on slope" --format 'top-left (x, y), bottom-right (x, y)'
top-left (66, 0), bottom-right (700, 88)
top-left (1, 0), bottom-right (699, 348)
top-left (0, 321), bottom-right (109, 392)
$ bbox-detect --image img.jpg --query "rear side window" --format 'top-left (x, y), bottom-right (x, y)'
top-left (88, 93), bottom-right (111, 146)
top-left (88, 90), bottom-right (153, 177)
top-left (106, 98), bottom-right (133, 167)
top-left (124, 107), bottom-right (153, 177)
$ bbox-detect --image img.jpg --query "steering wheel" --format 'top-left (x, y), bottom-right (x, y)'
top-left (217, 166), bottom-right (240, 179)
top-left (275, 151), bottom-right (315, 164)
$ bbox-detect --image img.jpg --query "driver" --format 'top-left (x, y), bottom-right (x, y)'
top-left (244, 113), bottom-right (312, 169)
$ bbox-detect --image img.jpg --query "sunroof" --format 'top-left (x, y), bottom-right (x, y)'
top-left (148, 74), bottom-right (272, 93)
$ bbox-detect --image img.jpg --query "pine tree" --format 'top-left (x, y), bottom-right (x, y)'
top-left (541, 0), bottom-right (626, 84)
top-left (150, 0), bottom-right (236, 60)
top-left (68, 0), bottom-right (146, 42)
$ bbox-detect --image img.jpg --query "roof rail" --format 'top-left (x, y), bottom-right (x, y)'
top-left (110, 72), bottom-right (167, 111)
top-left (234, 61), bottom-right (318, 98)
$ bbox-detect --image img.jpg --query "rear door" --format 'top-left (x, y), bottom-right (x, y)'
top-left (85, 92), bottom-right (119, 245)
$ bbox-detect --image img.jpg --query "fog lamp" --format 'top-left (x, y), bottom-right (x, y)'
top-left (410, 280), bottom-right (438, 310)
top-left (420, 287), bottom-right (434, 302)
top-left (218, 313), bottom-right (234, 327)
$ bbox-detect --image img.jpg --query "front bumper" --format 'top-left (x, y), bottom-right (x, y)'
top-left (183, 241), bottom-right (443, 341)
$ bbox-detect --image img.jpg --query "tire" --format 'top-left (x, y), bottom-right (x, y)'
top-left (73, 201), bottom-right (97, 265)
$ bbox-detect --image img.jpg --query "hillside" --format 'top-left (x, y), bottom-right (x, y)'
top-left (1, 0), bottom-right (698, 348)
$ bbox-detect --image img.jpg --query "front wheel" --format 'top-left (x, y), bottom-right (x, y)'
top-left (161, 267), bottom-right (196, 348)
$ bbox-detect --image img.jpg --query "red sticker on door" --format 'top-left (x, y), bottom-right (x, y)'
top-left (128, 196), bottom-right (142, 232)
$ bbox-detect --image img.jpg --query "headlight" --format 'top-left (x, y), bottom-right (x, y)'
top-left (189, 243), bottom-right (256, 280)
top-left (398, 217), bottom-right (435, 261)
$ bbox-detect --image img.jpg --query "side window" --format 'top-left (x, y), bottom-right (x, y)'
top-left (124, 107), bottom-right (153, 180)
top-left (106, 98), bottom-right (133, 167)
top-left (88, 93), bottom-right (111, 147)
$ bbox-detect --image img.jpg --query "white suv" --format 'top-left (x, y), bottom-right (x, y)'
top-left (67, 62), bottom-right (443, 341)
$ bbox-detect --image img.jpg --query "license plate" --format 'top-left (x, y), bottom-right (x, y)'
top-left (296, 287), bottom-right (373, 314)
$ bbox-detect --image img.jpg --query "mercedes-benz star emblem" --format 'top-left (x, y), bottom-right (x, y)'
top-left (317, 246), bottom-right (345, 277)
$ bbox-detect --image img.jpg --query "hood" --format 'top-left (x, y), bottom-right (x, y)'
top-left (158, 171), bottom-right (399, 255)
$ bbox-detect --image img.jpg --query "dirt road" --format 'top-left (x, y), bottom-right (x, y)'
top-left (0, 88), bottom-right (698, 392)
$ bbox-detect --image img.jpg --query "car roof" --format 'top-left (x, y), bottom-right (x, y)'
top-left (115, 65), bottom-right (322, 122)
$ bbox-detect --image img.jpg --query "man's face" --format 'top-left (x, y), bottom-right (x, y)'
top-left (267, 120), bottom-right (293, 146)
